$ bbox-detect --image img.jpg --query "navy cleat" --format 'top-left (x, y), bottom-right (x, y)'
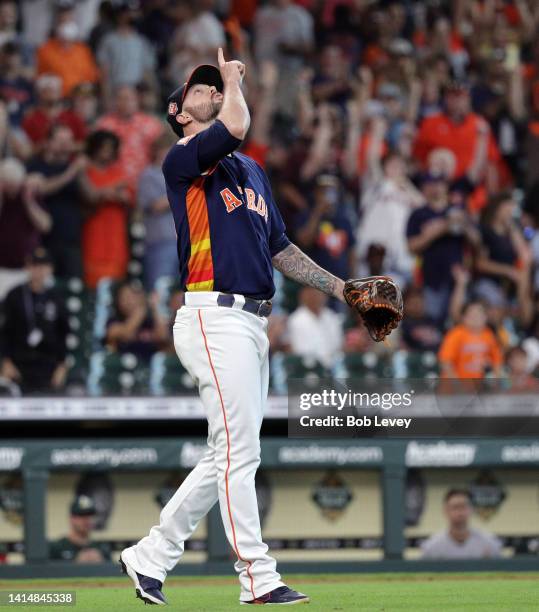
top-left (241, 586), bottom-right (310, 605)
top-left (120, 551), bottom-right (167, 606)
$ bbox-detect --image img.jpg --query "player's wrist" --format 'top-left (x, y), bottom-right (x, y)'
top-left (223, 78), bottom-right (243, 89)
top-left (334, 278), bottom-right (346, 302)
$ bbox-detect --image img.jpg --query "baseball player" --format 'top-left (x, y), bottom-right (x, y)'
top-left (120, 49), bottom-right (402, 606)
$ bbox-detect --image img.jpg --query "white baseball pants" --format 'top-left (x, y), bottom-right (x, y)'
top-left (122, 292), bottom-right (284, 601)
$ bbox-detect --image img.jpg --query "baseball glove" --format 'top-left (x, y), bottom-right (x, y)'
top-left (343, 276), bottom-right (403, 342)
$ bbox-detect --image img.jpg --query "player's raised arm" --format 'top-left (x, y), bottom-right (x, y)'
top-left (216, 47), bottom-right (250, 140)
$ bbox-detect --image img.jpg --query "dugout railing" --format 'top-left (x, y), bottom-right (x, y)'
top-left (0, 437), bottom-right (538, 578)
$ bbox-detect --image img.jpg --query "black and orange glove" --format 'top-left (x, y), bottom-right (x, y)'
top-left (343, 276), bottom-right (404, 342)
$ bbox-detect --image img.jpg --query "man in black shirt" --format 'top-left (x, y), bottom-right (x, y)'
top-left (0, 247), bottom-right (69, 393)
top-left (406, 173), bottom-right (480, 326)
top-left (49, 495), bottom-right (111, 563)
top-left (27, 124), bottom-right (86, 279)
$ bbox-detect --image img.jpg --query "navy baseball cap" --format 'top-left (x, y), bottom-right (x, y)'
top-left (167, 65), bottom-right (223, 137)
top-left (70, 495), bottom-right (96, 517)
top-left (26, 247), bottom-right (52, 266)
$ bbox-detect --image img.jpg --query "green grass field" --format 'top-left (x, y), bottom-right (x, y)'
top-left (0, 573), bottom-right (538, 611)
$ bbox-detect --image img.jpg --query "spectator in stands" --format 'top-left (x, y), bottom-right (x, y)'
top-left (88, 0), bottom-right (115, 54)
top-left (400, 286), bottom-right (442, 352)
top-left (357, 243), bottom-right (388, 280)
top-left (267, 313), bottom-right (290, 355)
top-left (168, 287), bottom-right (184, 311)
top-left (354, 246), bottom-right (405, 300)
top-left (168, 1), bottom-right (226, 84)
top-left (0, 0), bottom-right (33, 70)
top-left (71, 0), bottom-right (102, 42)
top-left (414, 81), bottom-right (502, 202)
top-left (295, 174), bottom-right (356, 283)
top-left (97, 1), bottom-right (158, 107)
top-left (343, 313), bottom-right (371, 354)
top-left (524, 77), bottom-right (539, 190)
top-left (521, 309), bottom-right (539, 372)
top-left (438, 301), bottom-right (503, 379)
top-left (36, 4), bottom-right (100, 97)
top-left (421, 488), bottom-right (502, 560)
top-left (19, 0), bottom-right (64, 48)
top-left (0, 247), bottom-right (68, 394)
top-left (49, 495), bottom-right (111, 563)
top-left (356, 123), bottom-right (424, 281)
top-left (299, 103), bottom-right (343, 184)
top-left (136, 81), bottom-right (160, 117)
top-left (406, 172), bottom-right (480, 326)
top-left (105, 281), bottom-right (167, 361)
top-left (22, 74), bottom-right (87, 152)
top-left (504, 345), bottom-right (539, 392)
top-left (80, 129), bottom-right (133, 289)
top-left (137, 0), bottom-right (175, 72)
top-left (241, 61), bottom-right (280, 168)
top-left (139, 132), bottom-right (178, 290)
top-left (476, 192), bottom-right (531, 303)
top-left (159, 287), bottom-right (184, 353)
top-left (27, 124), bottom-right (86, 279)
top-left (71, 82), bottom-right (100, 129)
top-left (311, 44), bottom-right (353, 108)
top-left (287, 286), bottom-right (343, 369)
top-left (254, 0), bottom-right (314, 116)
top-left (0, 42), bottom-right (34, 129)
top-left (0, 158), bottom-right (51, 299)
top-left (449, 263), bottom-right (529, 350)
top-left (97, 85), bottom-right (163, 186)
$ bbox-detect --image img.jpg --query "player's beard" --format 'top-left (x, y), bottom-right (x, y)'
top-left (184, 100), bottom-right (222, 124)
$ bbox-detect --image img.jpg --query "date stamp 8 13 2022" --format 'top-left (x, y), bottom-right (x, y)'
top-left (0, 592), bottom-right (76, 606)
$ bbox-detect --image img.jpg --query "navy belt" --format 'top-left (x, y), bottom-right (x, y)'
top-left (216, 293), bottom-right (272, 317)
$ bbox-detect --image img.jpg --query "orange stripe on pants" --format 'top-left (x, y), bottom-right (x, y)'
top-left (197, 309), bottom-right (256, 601)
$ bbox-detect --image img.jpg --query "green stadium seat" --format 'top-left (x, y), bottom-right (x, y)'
top-left (150, 351), bottom-right (196, 395)
top-left (53, 277), bottom-right (95, 390)
top-left (87, 350), bottom-right (149, 395)
top-left (127, 220), bottom-right (146, 283)
top-left (344, 351), bottom-right (393, 379)
top-left (396, 350), bottom-right (439, 378)
top-left (281, 353), bottom-right (333, 390)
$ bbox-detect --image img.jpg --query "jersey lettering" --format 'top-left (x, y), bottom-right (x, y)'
top-left (221, 186), bottom-right (268, 222)
top-left (220, 187), bottom-right (243, 213)
top-left (257, 194), bottom-right (268, 222)
top-left (245, 188), bottom-right (257, 211)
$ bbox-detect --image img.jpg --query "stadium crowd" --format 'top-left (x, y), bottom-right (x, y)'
top-left (2, 0), bottom-right (539, 393)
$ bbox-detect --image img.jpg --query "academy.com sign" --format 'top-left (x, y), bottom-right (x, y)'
top-left (405, 441), bottom-right (477, 466)
top-left (0, 447), bottom-right (25, 470)
top-left (180, 442), bottom-right (207, 468)
top-left (51, 446), bottom-right (158, 467)
top-left (279, 444), bottom-right (383, 465)
top-left (501, 443), bottom-right (539, 463)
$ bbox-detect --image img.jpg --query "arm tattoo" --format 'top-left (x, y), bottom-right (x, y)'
top-left (272, 243), bottom-right (344, 299)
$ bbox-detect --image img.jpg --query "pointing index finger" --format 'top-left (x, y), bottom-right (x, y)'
top-left (218, 47), bottom-right (225, 67)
